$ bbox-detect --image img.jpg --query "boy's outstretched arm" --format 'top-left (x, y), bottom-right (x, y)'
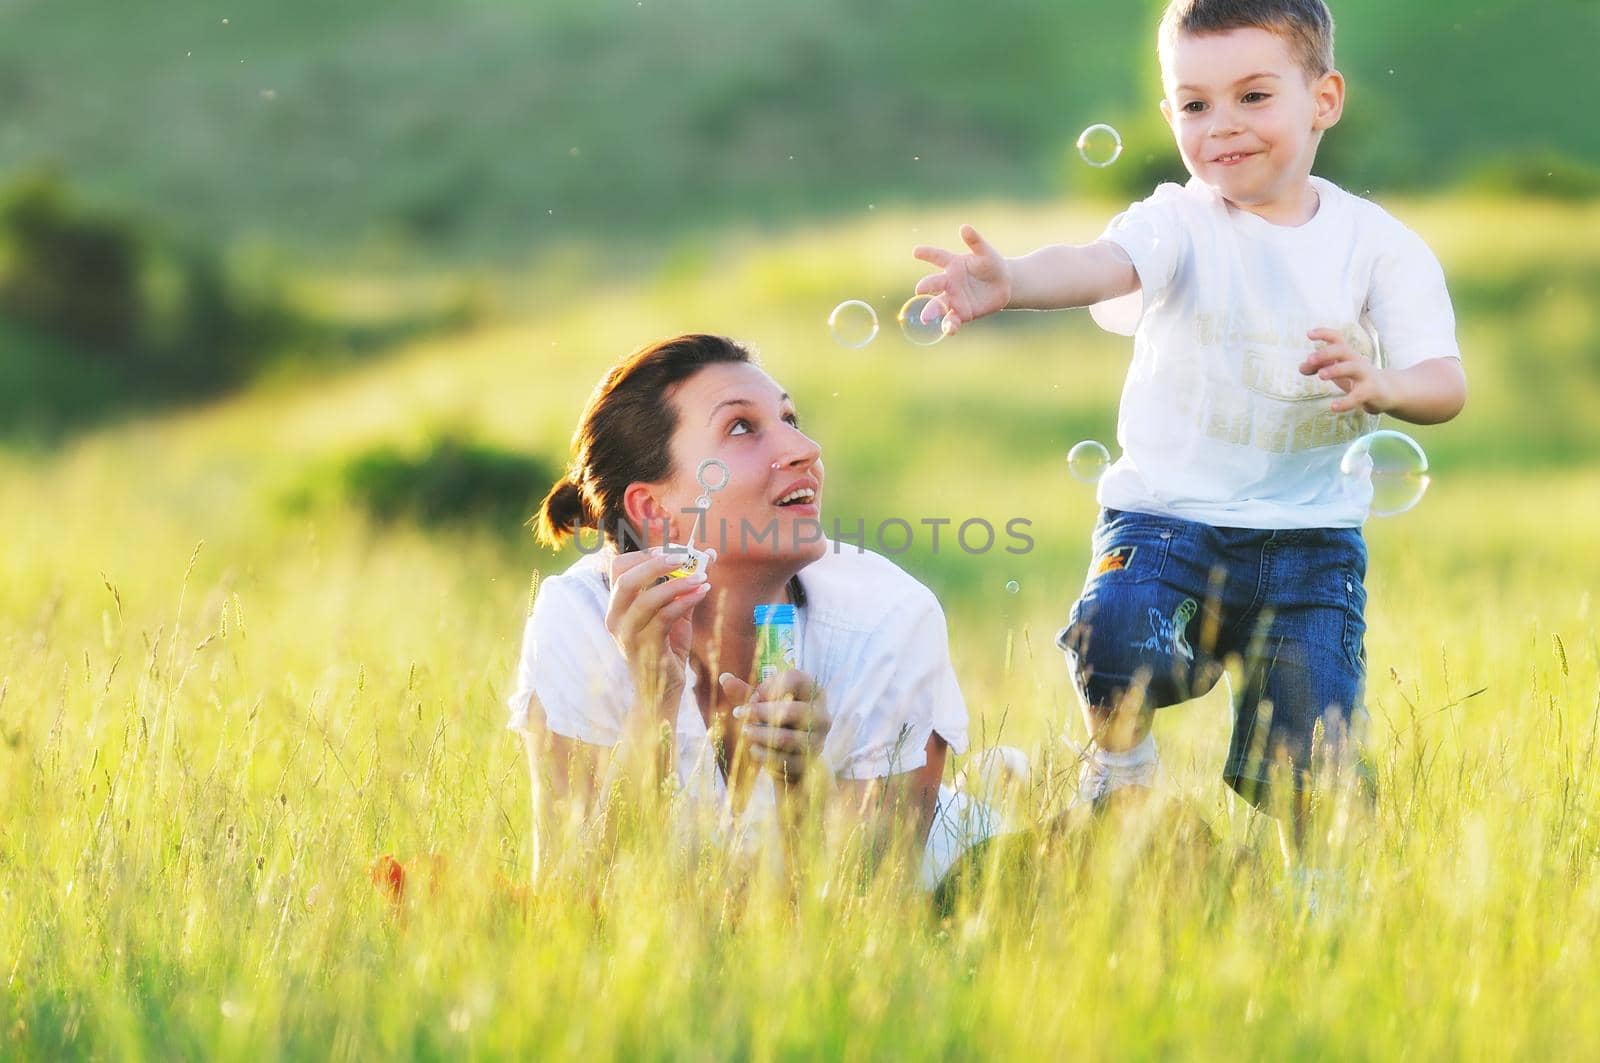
top-left (913, 225), bottom-right (1139, 334)
top-left (1301, 328), bottom-right (1468, 424)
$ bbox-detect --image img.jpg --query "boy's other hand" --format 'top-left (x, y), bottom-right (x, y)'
top-left (1301, 328), bottom-right (1396, 414)
top-left (912, 224), bottom-right (1012, 335)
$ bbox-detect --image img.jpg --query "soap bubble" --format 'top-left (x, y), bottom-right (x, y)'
top-left (897, 294), bottom-right (946, 346)
top-left (1005, 580), bottom-right (1020, 595)
top-left (1340, 430), bottom-right (1430, 517)
top-left (1076, 124), bottom-right (1123, 168)
top-left (1067, 440), bottom-right (1112, 483)
top-left (828, 300), bottom-right (878, 348)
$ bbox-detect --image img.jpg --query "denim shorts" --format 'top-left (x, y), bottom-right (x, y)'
top-left (1056, 507), bottom-right (1369, 806)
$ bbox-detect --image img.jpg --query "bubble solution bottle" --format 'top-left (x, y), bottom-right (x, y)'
top-left (752, 604), bottom-right (798, 683)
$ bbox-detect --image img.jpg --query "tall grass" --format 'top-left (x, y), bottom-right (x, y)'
top-left (1, 198), bottom-right (1598, 1058)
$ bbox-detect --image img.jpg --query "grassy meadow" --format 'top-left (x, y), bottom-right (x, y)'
top-left (3, 195), bottom-right (1600, 1058)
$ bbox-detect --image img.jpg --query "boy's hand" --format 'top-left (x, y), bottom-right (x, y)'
top-left (1301, 328), bottom-right (1396, 414)
top-left (912, 225), bottom-right (1012, 335)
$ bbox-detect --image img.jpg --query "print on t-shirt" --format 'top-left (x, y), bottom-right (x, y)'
top-left (1180, 310), bottom-right (1381, 455)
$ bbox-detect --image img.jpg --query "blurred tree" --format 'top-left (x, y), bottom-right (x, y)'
top-left (0, 172), bottom-right (304, 420)
top-left (0, 173), bottom-right (144, 356)
top-left (282, 432), bottom-right (558, 538)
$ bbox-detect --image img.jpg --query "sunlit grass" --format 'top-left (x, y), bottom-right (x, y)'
top-left (2, 198), bottom-right (1599, 1057)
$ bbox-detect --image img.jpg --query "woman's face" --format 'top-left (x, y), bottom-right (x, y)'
top-left (648, 361), bottom-right (827, 567)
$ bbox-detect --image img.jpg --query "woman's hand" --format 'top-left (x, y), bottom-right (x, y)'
top-left (912, 225), bottom-right (1013, 335)
top-left (605, 549), bottom-right (713, 713)
top-left (719, 670), bottom-right (832, 785)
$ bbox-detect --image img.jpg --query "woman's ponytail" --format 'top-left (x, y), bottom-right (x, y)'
top-left (533, 476), bottom-right (589, 547)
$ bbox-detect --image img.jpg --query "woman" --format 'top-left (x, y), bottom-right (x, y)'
top-left (506, 333), bottom-right (990, 887)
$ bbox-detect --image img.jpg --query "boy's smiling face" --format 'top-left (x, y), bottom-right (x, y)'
top-left (1160, 26), bottom-right (1344, 224)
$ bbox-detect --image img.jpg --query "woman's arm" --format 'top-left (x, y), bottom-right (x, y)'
top-left (513, 549), bottom-right (717, 882)
top-left (735, 660), bottom-right (947, 873)
top-left (517, 691), bottom-right (608, 879)
top-left (758, 584), bottom-right (965, 876)
top-left (832, 733), bottom-right (949, 866)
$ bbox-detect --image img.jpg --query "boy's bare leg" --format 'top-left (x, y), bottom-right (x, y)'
top-left (1080, 686), bottom-right (1155, 752)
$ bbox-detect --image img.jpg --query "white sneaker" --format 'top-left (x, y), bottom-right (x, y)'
top-left (1069, 737), bottom-right (1159, 809)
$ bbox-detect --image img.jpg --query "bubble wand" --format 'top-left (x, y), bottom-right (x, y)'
top-left (662, 458), bottom-right (729, 580)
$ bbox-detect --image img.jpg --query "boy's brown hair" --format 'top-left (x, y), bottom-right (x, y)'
top-left (1159, 0), bottom-right (1336, 80)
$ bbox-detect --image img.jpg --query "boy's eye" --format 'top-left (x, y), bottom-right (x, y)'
top-left (1242, 91), bottom-right (1270, 103)
top-left (1182, 100), bottom-right (1207, 113)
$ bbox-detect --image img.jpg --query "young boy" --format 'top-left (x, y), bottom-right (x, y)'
top-left (912, 0), bottom-right (1466, 816)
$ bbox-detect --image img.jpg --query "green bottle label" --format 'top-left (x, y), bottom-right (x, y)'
top-left (755, 621), bottom-right (797, 682)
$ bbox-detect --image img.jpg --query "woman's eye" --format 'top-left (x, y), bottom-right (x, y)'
top-left (728, 412), bottom-right (798, 435)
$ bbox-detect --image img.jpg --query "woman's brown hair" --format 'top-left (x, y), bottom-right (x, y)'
top-left (535, 334), bottom-right (754, 551)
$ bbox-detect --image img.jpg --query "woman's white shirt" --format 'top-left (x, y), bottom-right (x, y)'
top-left (505, 542), bottom-right (992, 888)
top-left (506, 541), bottom-right (969, 777)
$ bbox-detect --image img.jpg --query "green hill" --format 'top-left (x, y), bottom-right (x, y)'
top-left (2, 0), bottom-right (1594, 257)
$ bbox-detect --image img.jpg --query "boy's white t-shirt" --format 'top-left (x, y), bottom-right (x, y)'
top-left (505, 541), bottom-right (970, 801)
top-left (1090, 175), bottom-right (1461, 529)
